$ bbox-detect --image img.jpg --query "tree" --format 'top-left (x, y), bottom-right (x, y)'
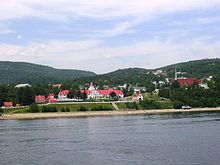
top-left (16, 87), bottom-right (34, 105)
top-left (173, 101), bottom-right (183, 109)
top-left (80, 90), bottom-right (87, 100)
top-left (67, 90), bottom-right (76, 99)
top-left (109, 92), bottom-right (117, 98)
top-left (159, 88), bottom-right (170, 98)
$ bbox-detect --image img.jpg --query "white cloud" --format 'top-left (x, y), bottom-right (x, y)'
top-left (0, 25), bottom-right (15, 34)
top-left (1, 0), bottom-right (220, 23)
top-left (0, 38), bottom-right (219, 73)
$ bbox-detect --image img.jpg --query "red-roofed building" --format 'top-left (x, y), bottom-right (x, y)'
top-left (35, 95), bottom-right (46, 103)
top-left (3, 102), bottom-right (13, 107)
top-left (47, 94), bottom-right (57, 103)
top-left (58, 90), bottom-right (70, 100)
top-left (84, 83), bottom-right (124, 99)
top-left (52, 84), bottom-right (61, 88)
top-left (57, 83), bottom-right (124, 100)
top-left (132, 92), bottom-right (143, 102)
top-left (173, 78), bottom-right (202, 87)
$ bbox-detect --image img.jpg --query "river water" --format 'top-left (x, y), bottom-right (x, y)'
top-left (0, 112), bottom-right (220, 165)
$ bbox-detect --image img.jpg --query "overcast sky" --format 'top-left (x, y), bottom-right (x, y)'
top-left (0, 0), bottom-right (220, 73)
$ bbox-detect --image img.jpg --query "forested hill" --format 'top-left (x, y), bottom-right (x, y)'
top-left (0, 61), bottom-right (96, 84)
top-left (1, 58), bottom-right (219, 85)
top-left (69, 68), bottom-right (159, 86)
top-left (71, 58), bottom-right (220, 86)
top-left (159, 58), bottom-right (220, 78)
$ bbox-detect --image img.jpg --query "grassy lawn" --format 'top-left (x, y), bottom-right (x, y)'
top-left (116, 103), bottom-right (128, 109)
top-left (46, 103), bottom-right (114, 112)
top-left (1, 107), bottom-right (30, 114)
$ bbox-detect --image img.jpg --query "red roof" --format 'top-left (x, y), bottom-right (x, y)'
top-left (80, 90), bottom-right (91, 95)
top-left (47, 93), bottom-right (55, 100)
top-left (79, 89), bottom-right (123, 96)
top-left (59, 90), bottom-right (69, 96)
top-left (132, 93), bottom-right (142, 98)
top-left (50, 99), bottom-right (57, 103)
top-left (4, 102), bottom-right (13, 107)
top-left (174, 78), bottom-right (202, 87)
top-left (35, 95), bottom-right (46, 103)
top-left (97, 90), bottom-right (123, 95)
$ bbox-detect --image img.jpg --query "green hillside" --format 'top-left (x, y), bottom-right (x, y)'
top-left (0, 61), bottom-right (96, 84)
top-left (1, 58), bottom-right (219, 85)
top-left (160, 58), bottom-right (220, 78)
top-left (71, 58), bottom-right (220, 86)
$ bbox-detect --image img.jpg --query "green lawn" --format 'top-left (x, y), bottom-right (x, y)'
top-left (46, 103), bottom-right (114, 112)
top-left (1, 107), bottom-right (30, 114)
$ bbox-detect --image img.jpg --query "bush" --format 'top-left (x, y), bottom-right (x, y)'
top-left (78, 106), bottom-right (87, 111)
top-left (41, 106), bottom-right (57, 112)
top-left (0, 108), bottom-right (3, 114)
top-left (139, 100), bottom-right (160, 109)
top-left (173, 101), bottom-right (183, 109)
top-left (91, 106), bottom-right (113, 111)
top-left (61, 107), bottom-right (65, 112)
top-left (66, 107), bottom-right (70, 112)
top-left (29, 103), bottom-right (40, 113)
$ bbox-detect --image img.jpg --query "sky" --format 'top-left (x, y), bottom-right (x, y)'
top-left (0, 0), bottom-right (220, 73)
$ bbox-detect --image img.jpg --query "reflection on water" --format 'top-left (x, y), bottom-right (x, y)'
top-left (0, 113), bottom-right (220, 165)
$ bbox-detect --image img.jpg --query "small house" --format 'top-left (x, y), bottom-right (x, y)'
top-left (3, 102), bottom-right (13, 107)
top-left (132, 92), bottom-right (143, 102)
top-left (35, 95), bottom-right (46, 103)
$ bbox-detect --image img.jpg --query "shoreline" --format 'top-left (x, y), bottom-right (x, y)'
top-left (1, 107), bottom-right (220, 120)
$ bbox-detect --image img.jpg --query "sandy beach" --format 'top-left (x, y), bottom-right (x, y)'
top-left (1, 107), bottom-right (220, 120)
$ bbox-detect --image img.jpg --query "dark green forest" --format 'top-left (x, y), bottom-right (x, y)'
top-left (0, 61), bottom-right (96, 84)
top-left (160, 58), bottom-right (220, 78)
top-left (1, 59), bottom-right (219, 85)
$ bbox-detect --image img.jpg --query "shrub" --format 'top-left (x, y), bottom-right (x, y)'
top-left (78, 106), bottom-right (87, 111)
top-left (139, 100), bottom-right (160, 109)
top-left (41, 106), bottom-right (57, 112)
top-left (66, 107), bottom-right (70, 112)
top-left (173, 101), bottom-right (183, 109)
top-left (29, 103), bottom-right (40, 113)
top-left (0, 108), bottom-right (3, 115)
top-left (61, 107), bottom-right (65, 112)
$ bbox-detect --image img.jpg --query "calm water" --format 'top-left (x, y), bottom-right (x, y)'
top-left (0, 113), bottom-right (220, 165)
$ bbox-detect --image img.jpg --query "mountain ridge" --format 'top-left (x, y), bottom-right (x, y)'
top-left (0, 58), bottom-right (219, 85)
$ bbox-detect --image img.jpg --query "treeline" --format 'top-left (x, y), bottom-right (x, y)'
top-left (0, 84), bottom-right (60, 106)
top-left (64, 68), bottom-right (158, 90)
top-left (159, 75), bottom-right (220, 108)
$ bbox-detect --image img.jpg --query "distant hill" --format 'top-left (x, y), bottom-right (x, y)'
top-left (1, 58), bottom-right (219, 85)
top-left (72, 58), bottom-right (220, 86)
top-left (71, 68), bottom-right (159, 86)
top-left (0, 61), bottom-right (96, 84)
top-left (159, 58), bottom-right (220, 78)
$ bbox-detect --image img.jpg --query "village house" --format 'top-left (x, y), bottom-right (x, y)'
top-left (173, 78), bottom-right (202, 87)
top-left (132, 91), bottom-right (144, 102)
top-left (133, 87), bottom-right (146, 92)
top-left (15, 83), bottom-right (32, 88)
top-left (52, 84), bottom-right (61, 88)
top-left (35, 95), bottom-right (46, 103)
top-left (58, 90), bottom-right (69, 100)
top-left (47, 94), bottom-right (57, 103)
top-left (3, 102), bottom-right (13, 108)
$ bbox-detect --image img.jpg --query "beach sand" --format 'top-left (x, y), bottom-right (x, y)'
top-left (1, 107), bottom-right (220, 120)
